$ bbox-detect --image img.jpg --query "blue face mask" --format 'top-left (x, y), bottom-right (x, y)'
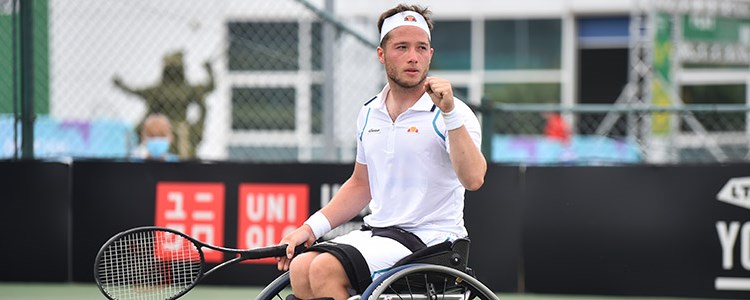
top-left (145, 137), bottom-right (170, 158)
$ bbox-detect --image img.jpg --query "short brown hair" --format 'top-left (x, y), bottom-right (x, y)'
top-left (377, 4), bottom-right (433, 46)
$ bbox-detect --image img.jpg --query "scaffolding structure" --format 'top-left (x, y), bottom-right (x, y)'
top-left (595, 0), bottom-right (750, 163)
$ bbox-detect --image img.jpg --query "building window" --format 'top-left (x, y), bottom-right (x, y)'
top-left (311, 84), bottom-right (322, 134)
top-left (230, 86), bottom-right (323, 133)
top-left (431, 20), bottom-right (471, 70)
top-left (228, 21), bottom-right (322, 71)
top-left (228, 22), bottom-right (299, 71)
top-left (231, 87), bottom-right (295, 130)
top-left (484, 19), bottom-right (561, 70)
top-left (681, 84), bottom-right (746, 132)
top-left (311, 22), bottom-right (323, 71)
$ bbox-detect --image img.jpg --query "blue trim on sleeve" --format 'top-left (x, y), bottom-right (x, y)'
top-left (359, 108), bottom-right (372, 142)
top-left (432, 109), bottom-right (445, 141)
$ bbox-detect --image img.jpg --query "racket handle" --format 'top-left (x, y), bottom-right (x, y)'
top-left (243, 243), bottom-right (307, 259)
top-left (292, 243), bottom-right (307, 256)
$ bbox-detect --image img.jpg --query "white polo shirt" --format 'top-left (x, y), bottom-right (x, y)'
top-left (355, 84), bottom-right (482, 241)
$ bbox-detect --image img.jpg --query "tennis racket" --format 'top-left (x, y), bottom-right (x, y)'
top-left (94, 226), bottom-right (304, 300)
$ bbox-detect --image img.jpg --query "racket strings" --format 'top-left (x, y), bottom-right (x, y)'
top-left (97, 230), bottom-right (202, 300)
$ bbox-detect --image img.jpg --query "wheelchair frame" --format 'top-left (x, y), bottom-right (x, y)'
top-left (255, 239), bottom-right (499, 300)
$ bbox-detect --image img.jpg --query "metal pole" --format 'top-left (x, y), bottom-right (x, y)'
top-left (11, 0), bottom-right (19, 159)
top-left (20, 0), bottom-right (34, 159)
top-left (322, 0), bottom-right (336, 161)
top-left (480, 99), bottom-right (493, 161)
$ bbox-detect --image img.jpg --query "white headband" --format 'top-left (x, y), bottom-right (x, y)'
top-left (379, 10), bottom-right (431, 43)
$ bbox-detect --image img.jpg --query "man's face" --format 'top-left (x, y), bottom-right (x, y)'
top-left (142, 118), bottom-right (172, 142)
top-left (379, 26), bottom-right (433, 89)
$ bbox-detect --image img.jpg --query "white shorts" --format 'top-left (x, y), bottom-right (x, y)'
top-left (330, 228), bottom-right (462, 279)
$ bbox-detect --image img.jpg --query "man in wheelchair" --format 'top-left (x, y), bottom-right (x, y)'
top-left (276, 4), bottom-right (487, 300)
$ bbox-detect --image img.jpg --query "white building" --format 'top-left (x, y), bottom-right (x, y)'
top-left (35, 0), bottom-right (750, 162)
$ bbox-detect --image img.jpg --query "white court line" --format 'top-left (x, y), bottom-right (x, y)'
top-left (715, 277), bottom-right (750, 291)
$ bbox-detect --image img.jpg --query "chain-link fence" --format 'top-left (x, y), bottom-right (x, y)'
top-left (482, 103), bottom-right (750, 164)
top-left (1, 0), bottom-right (382, 162)
top-left (2, 0), bottom-right (749, 165)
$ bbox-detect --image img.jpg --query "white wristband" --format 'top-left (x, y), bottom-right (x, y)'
top-left (442, 109), bottom-right (464, 131)
top-left (304, 211), bottom-right (331, 240)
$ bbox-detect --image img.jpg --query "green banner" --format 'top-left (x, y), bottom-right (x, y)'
top-left (683, 15), bottom-right (750, 45)
top-left (652, 13), bottom-right (673, 135)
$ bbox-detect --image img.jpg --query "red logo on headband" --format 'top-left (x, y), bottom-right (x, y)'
top-left (404, 15), bottom-right (417, 22)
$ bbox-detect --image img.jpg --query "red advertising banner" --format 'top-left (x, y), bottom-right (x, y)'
top-left (153, 230), bottom-right (201, 262)
top-left (155, 182), bottom-right (225, 263)
top-left (238, 183), bottom-right (309, 264)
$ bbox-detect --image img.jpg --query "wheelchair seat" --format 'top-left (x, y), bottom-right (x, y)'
top-left (392, 238), bottom-right (471, 274)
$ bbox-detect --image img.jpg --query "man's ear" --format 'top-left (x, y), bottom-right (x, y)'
top-left (377, 47), bottom-right (385, 64)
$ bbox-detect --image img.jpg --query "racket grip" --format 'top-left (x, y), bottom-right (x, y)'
top-left (244, 243), bottom-right (307, 259)
top-left (293, 243), bottom-right (307, 255)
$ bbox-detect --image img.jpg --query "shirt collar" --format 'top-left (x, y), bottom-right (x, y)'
top-left (371, 84), bottom-right (435, 112)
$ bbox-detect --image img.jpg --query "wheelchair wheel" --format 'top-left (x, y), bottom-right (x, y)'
top-left (255, 271), bottom-right (291, 300)
top-left (361, 264), bottom-right (498, 300)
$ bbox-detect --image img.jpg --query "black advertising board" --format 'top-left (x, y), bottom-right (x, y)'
top-left (522, 165), bottom-right (750, 299)
top-left (5, 159), bottom-right (749, 298)
top-left (71, 160), bottom-right (350, 285)
top-left (70, 161), bottom-right (521, 291)
top-left (0, 161), bottom-right (70, 282)
top-left (464, 164), bottom-right (523, 292)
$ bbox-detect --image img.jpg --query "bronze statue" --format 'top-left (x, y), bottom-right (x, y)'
top-left (113, 51), bottom-right (214, 159)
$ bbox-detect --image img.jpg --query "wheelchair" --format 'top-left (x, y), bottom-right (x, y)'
top-left (256, 238), bottom-right (498, 300)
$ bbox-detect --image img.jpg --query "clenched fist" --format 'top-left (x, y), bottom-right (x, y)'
top-left (424, 77), bottom-right (455, 113)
